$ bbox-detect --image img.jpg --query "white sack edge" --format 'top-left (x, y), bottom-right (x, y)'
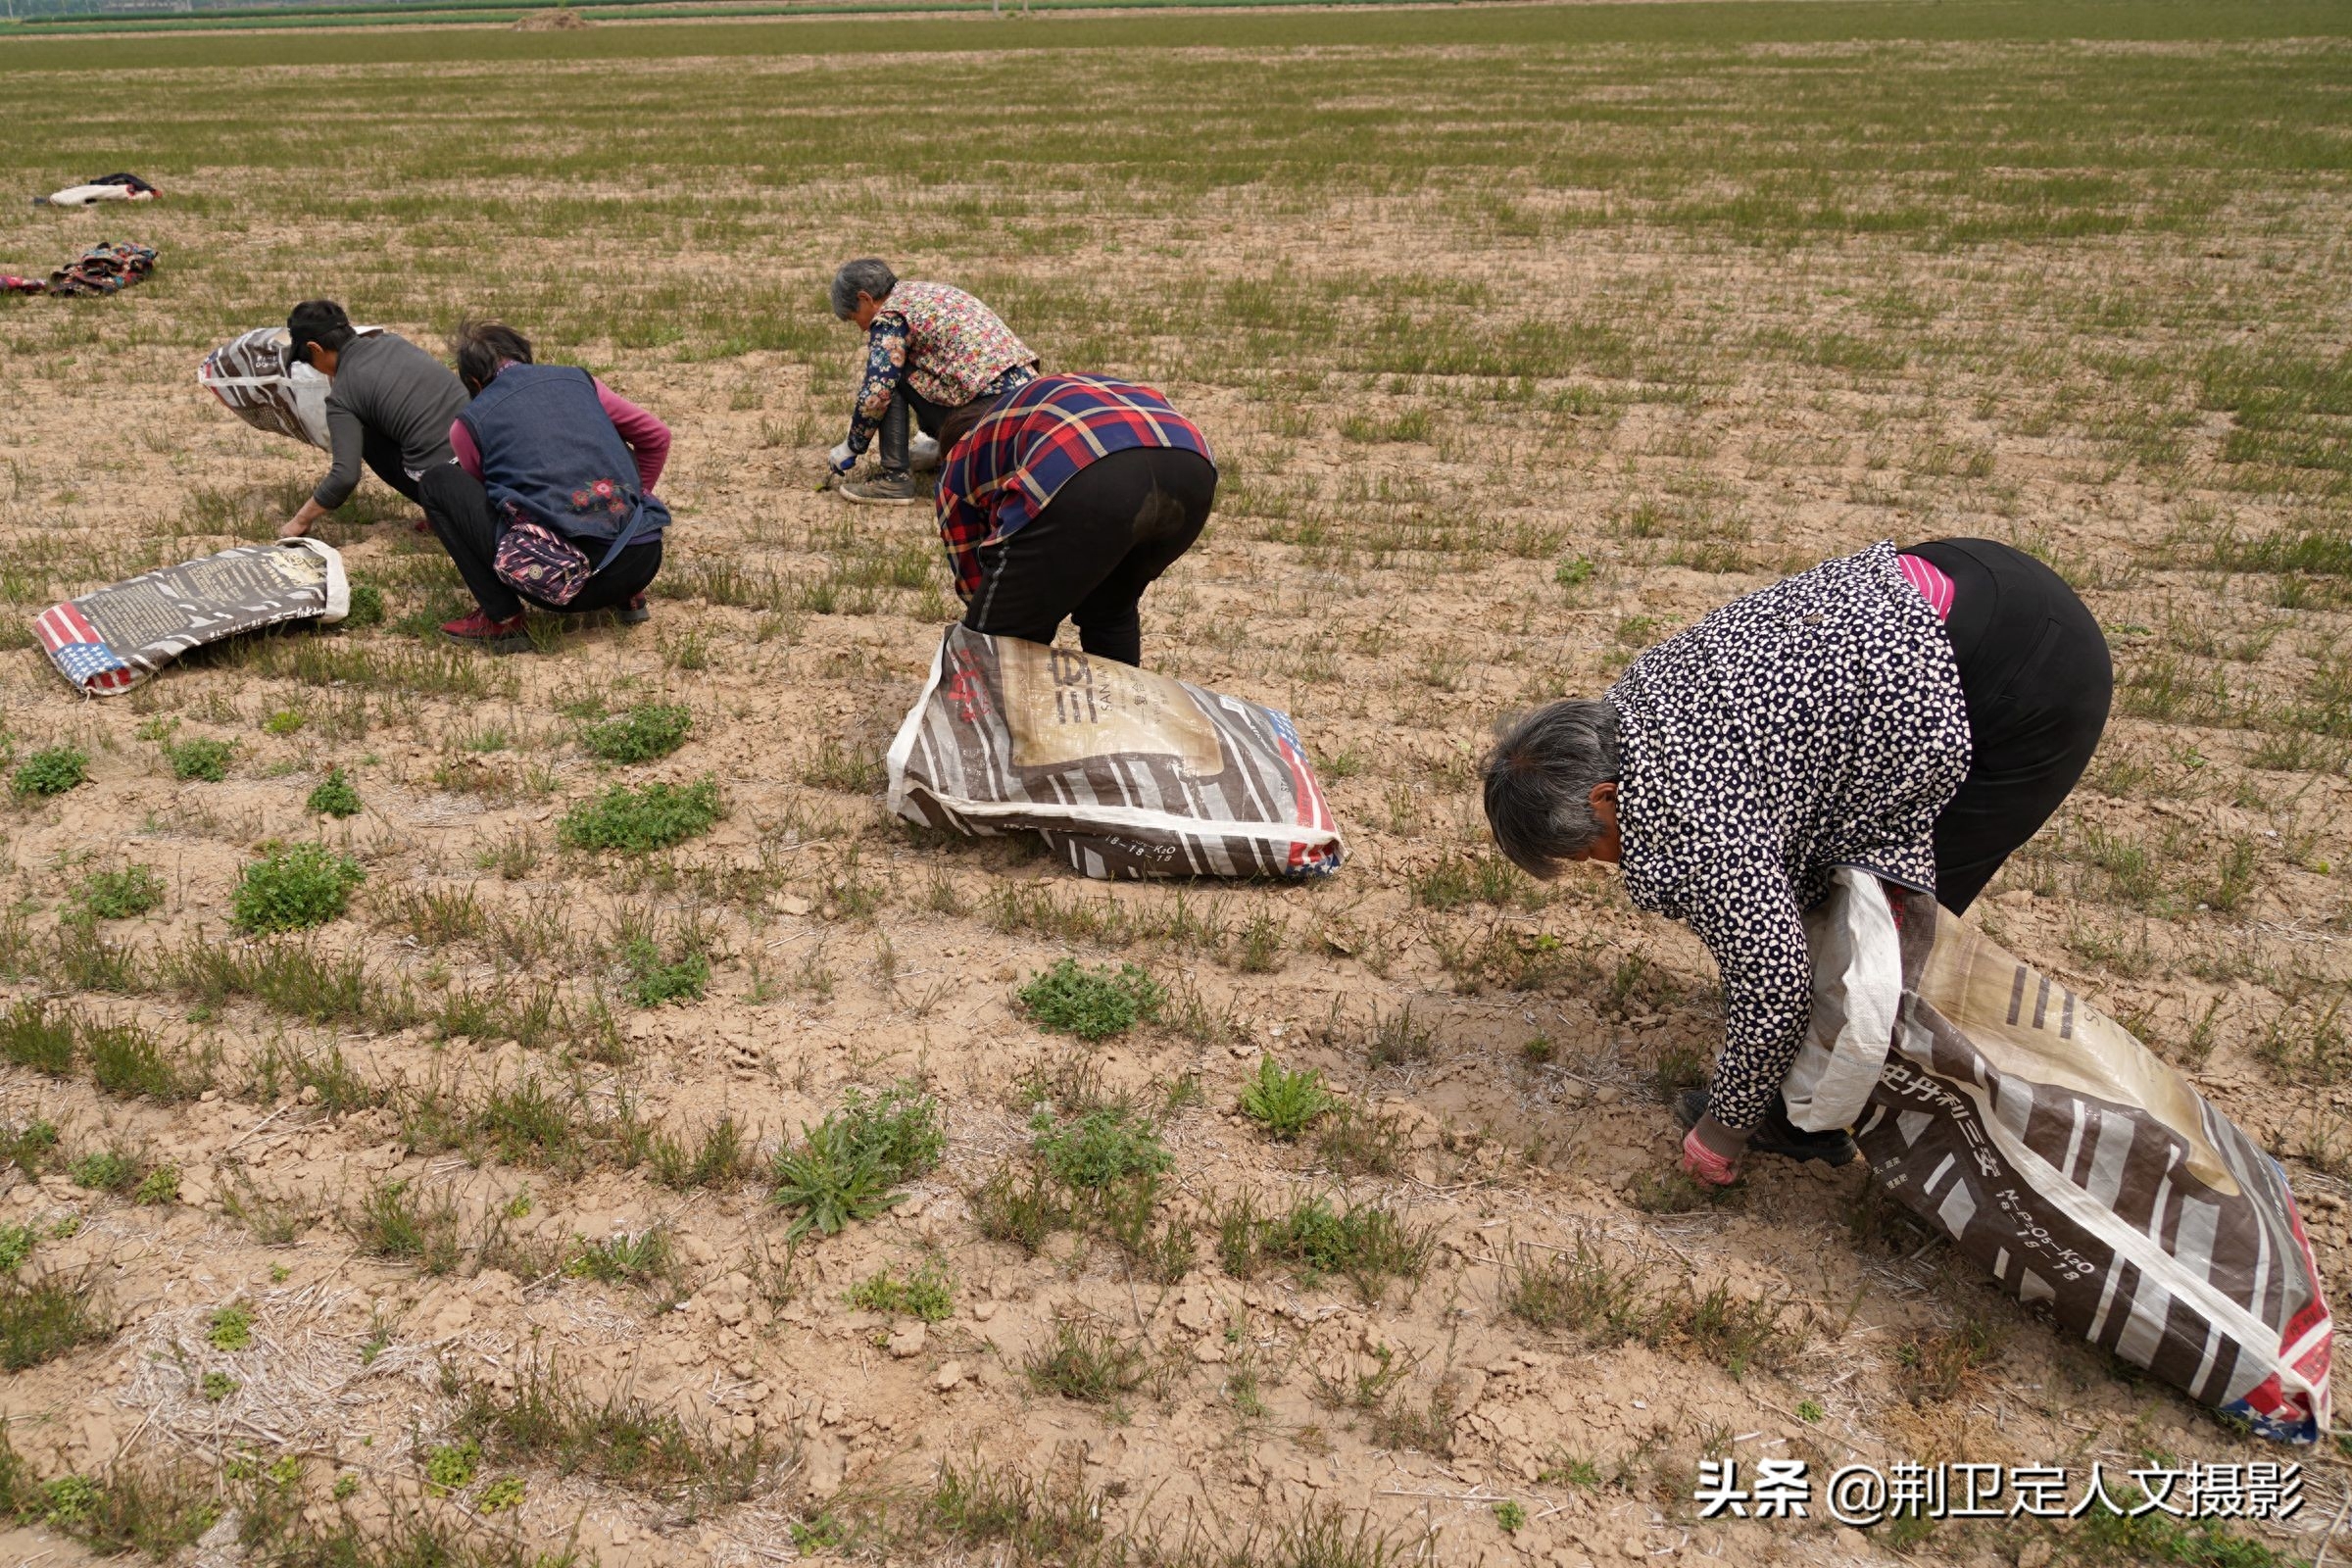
top-left (280, 537), bottom-right (351, 624)
top-left (1784, 865), bottom-right (1901, 1133)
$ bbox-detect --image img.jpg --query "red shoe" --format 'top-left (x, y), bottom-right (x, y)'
top-left (441, 609), bottom-right (531, 655)
top-left (615, 592), bottom-right (650, 626)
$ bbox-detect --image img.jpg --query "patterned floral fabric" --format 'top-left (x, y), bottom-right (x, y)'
top-left (844, 280), bottom-right (1037, 455)
top-left (1608, 541), bottom-right (1972, 1131)
top-left (4, 242), bottom-right (157, 298)
top-left (492, 519), bottom-right (593, 607)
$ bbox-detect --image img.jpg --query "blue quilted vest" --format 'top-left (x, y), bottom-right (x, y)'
top-left (457, 363), bottom-right (669, 566)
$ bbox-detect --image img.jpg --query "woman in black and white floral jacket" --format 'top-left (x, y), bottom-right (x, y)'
top-left (1482, 538), bottom-right (2111, 1186)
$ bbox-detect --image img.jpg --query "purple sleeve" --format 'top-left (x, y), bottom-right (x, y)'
top-left (595, 379), bottom-right (670, 493)
top-left (449, 417), bottom-right (483, 482)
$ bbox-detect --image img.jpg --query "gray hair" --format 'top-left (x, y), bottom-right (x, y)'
top-left (829, 258), bottom-right (898, 320)
top-left (1482, 699), bottom-right (1622, 878)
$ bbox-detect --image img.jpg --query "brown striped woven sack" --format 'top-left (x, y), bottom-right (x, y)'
top-left (885, 627), bottom-right (1345, 880)
top-left (1801, 870), bottom-right (2331, 1443)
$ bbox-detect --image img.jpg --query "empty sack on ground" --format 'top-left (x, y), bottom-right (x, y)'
top-left (886, 625), bottom-right (1344, 878)
top-left (34, 540), bottom-right (350, 697)
top-left (1805, 869), bottom-right (2332, 1443)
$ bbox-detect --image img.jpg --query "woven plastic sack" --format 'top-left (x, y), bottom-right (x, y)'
top-left (198, 324), bottom-right (375, 450)
top-left (886, 626), bottom-right (1344, 879)
top-left (33, 540), bottom-right (349, 697)
top-left (1815, 875), bottom-right (2332, 1443)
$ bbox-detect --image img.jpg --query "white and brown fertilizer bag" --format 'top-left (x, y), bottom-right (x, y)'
top-left (886, 626), bottom-right (1344, 879)
top-left (198, 324), bottom-right (377, 450)
top-left (34, 540), bottom-right (349, 697)
top-left (1805, 870), bottom-right (2332, 1442)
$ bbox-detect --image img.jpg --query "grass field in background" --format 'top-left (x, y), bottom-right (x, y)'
top-left (0, 3), bottom-right (2347, 1562)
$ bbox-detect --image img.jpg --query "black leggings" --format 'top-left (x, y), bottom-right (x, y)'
top-left (1907, 538), bottom-right (2113, 912)
top-left (418, 464), bottom-right (662, 622)
top-left (964, 448), bottom-right (1213, 667)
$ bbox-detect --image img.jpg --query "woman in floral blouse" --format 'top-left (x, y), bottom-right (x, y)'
top-left (825, 259), bottom-right (1038, 506)
top-left (1481, 539), bottom-right (2111, 1186)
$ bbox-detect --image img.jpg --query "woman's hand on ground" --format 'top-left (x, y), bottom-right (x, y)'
top-left (1681, 1125), bottom-right (1743, 1186)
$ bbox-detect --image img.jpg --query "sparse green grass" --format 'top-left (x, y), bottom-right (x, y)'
top-left (455, 1359), bottom-right (760, 1504)
top-left (1016, 958), bottom-right (1166, 1040)
top-left (0, 1000), bottom-right (75, 1076)
top-left (75, 865), bottom-right (165, 920)
top-left (649, 1115), bottom-right (750, 1190)
top-left (558, 778), bottom-right (722, 852)
top-left (849, 1261), bottom-right (955, 1322)
top-left (85, 1019), bottom-right (199, 1101)
top-left (1217, 1192), bottom-right (1433, 1301)
top-left (230, 844), bottom-right (366, 933)
top-left (1024, 1318), bottom-right (1153, 1404)
top-left (0, 1274), bottom-right (110, 1369)
top-left (349, 1178), bottom-right (463, 1274)
top-left (1506, 1241), bottom-right (1801, 1378)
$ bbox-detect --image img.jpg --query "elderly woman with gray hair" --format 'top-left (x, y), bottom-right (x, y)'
top-left (824, 259), bottom-right (1039, 505)
top-left (1484, 538), bottom-right (2111, 1187)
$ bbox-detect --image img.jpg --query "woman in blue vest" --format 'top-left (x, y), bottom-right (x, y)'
top-left (434, 319), bottom-right (672, 653)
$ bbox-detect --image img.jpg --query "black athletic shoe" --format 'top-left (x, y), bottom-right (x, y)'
top-left (1675, 1089), bottom-right (1858, 1168)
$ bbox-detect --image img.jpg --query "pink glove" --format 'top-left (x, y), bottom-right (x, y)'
top-left (1680, 1127), bottom-right (1741, 1187)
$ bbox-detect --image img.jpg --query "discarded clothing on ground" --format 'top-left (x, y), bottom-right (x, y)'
top-left (199, 323), bottom-right (377, 449)
top-left (1804, 868), bottom-right (2332, 1443)
top-left (34, 540), bottom-right (349, 697)
top-left (887, 625), bottom-right (1344, 879)
top-left (2, 241), bottom-right (158, 297)
top-left (35, 173), bottom-right (161, 208)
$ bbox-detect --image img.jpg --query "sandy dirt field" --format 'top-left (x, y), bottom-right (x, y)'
top-left (0, 4), bottom-right (2346, 1566)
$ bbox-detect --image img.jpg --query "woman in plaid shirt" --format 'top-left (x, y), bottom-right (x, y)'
top-left (932, 373), bottom-right (1216, 667)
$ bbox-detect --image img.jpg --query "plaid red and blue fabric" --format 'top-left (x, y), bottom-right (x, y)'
top-left (935, 374), bottom-right (1214, 599)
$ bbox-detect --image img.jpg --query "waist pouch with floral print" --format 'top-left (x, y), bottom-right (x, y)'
top-left (493, 519), bottom-right (595, 606)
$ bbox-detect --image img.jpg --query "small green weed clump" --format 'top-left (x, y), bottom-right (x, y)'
top-left (848, 1262), bottom-right (955, 1322)
top-left (649, 1116), bottom-right (748, 1190)
top-left (770, 1082), bottom-right (945, 1240)
top-left (559, 779), bottom-right (721, 852)
top-left (69, 1150), bottom-right (137, 1192)
top-left (231, 844), bottom-right (365, 933)
top-left (621, 937), bottom-right (710, 1007)
top-left (76, 866), bottom-right (165, 920)
top-left (579, 703), bottom-right (692, 763)
top-left (163, 737), bottom-right (235, 782)
top-left (1016, 958), bottom-right (1165, 1040)
top-left (132, 1166), bottom-right (180, 1205)
top-left (207, 1303), bottom-right (253, 1350)
top-left (1240, 1055), bottom-right (1334, 1141)
top-left (972, 1097), bottom-right (1193, 1283)
top-left (0, 1226), bottom-right (36, 1272)
top-left (1032, 1105), bottom-right (1172, 1189)
top-left (12, 747), bottom-right (86, 799)
top-left (307, 767), bottom-right (362, 819)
